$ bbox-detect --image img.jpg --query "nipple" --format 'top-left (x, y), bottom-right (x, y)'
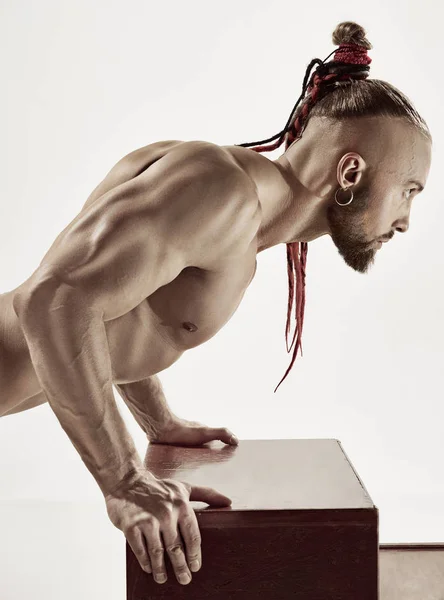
top-left (182, 321), bottom-right (198, 332)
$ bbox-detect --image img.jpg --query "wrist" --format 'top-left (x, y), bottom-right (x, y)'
top-left (146, 413), bottom-right (180, 442)
top-left (102, 461), bottom-right (148, 499)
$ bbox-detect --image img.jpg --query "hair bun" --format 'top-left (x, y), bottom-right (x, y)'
top-left (332, 21), bottom-right (372, 50)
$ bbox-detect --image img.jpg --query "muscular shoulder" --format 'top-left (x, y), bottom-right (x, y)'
top-left (19, 140), bottom-right (259, 318)
top-left (151, 140), bottom-right (260, 262)
top-left (125, 140), bottom-right (260, 249)
top-left (83, 138), bottom-right (258, 207)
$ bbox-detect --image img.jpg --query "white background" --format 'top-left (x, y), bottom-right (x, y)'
top-left (1, 1), bottom-right (443, 598)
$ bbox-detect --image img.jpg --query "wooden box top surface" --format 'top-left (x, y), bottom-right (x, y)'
top-left (144, 439), bottom-right (376, 521)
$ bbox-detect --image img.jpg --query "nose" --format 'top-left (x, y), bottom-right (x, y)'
top-left (394, 211), bottom-right (410, 234)
top-left (396, 222), bottom-right (409, 233)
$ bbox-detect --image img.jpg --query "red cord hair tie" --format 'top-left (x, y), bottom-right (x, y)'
top-left (334, 43), bottom-right (372, 66)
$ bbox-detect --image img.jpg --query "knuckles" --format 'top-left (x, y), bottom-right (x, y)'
top-left (150, 546), bottom-right (165, 557)
top-left (167, 543), bottom-right (184, 555)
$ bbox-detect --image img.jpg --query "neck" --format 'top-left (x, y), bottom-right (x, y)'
top-left (264, 133), bottom-right (344, 251)
top-left (231, 121), bottom-right (354, 253)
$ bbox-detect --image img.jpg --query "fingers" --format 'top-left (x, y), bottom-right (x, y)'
top-left (219, 427), bottom-right (239, 445)
top-left (205, 426), bottom-right (239, 445)
top-left (128, 489), bottom-right (202, 586)
top-left (188, 484), bottom-right (232, 507)
top-left (140, 520), bottom-right (168, 584)
top-left (179, 508), bottom-right (202, 573)
top-left (162, 516), bottom-right (193, 585)
top-left (125, 479), bottom-right (231, 586)
top-left (129, 519), bottom-right (188, 586)
top-left (126, 527), bottom-right (152, 575)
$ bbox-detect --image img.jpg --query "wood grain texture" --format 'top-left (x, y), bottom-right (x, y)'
top-left (127, 439), bottom-right (379, 599)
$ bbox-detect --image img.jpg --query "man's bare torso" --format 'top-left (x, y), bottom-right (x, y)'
top-left (0, 140), bottom-right (283, 416)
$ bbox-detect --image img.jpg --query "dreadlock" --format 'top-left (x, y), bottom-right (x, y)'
top-left (235, 21), bottom-right (431, 393)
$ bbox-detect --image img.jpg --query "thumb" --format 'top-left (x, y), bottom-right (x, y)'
top-left (203, 427), bottom-right (239, 446)
top-left (187, 484), bottom-right (232, 507)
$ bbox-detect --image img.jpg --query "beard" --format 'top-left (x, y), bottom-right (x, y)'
top-left (326, 184), bottom-right (377, 274)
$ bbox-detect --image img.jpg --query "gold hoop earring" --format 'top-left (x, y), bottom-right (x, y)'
top-left (335, 186), bottom-right (354, 206)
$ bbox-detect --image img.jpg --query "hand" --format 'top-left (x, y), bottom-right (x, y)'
top-left (150, 416), bottom-right (239, 447)
top-left (105, 470), bottom-right (232, 585)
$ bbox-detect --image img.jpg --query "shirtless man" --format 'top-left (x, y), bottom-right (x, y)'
top-left (0, 114), bottom-right (431, 586)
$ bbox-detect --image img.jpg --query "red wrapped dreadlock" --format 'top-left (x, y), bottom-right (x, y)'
top-left (236, 41), bottom-right (372, 392)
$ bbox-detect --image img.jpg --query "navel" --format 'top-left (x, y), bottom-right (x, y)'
top-left (182, 321), bottom-right (198, 332)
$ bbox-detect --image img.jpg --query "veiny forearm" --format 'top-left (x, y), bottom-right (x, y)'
top-left (15, 282), bottom-right (144, 496)
top-left (115, 375), bottom-right (177, 440)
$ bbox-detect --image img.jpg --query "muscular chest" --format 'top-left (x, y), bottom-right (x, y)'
top-left (147, 251), bottom-right (257, 350)
top-left (105, 245), bottom-right (257, 382)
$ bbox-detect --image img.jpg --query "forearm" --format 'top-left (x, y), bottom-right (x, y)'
top-left (115, 375), bottom-right (177, 440)
top-left (14, 282), bottom-right (144, 496)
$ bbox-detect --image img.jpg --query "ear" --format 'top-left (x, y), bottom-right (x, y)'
top-left (337, 152), bottom-right (366, 189)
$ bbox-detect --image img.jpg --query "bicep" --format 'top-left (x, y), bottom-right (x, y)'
top-left (34, 142), bottom-right (254, 320)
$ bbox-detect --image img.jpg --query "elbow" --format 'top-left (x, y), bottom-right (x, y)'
top-left (13, 266), bottom-right (64, 320)
top-left (13, 267), bottom-right (59, 316)
top-left (12, 284), bottom-right (53, 323)
top-left (13, 273), bottom-right (87, 326)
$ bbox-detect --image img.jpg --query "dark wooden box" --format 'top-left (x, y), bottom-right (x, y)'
top-left (127, 439), bottom-right (379, 599)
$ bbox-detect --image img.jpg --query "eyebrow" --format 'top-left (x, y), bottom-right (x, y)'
top-left (406, 179), bottom-right (424, 192)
